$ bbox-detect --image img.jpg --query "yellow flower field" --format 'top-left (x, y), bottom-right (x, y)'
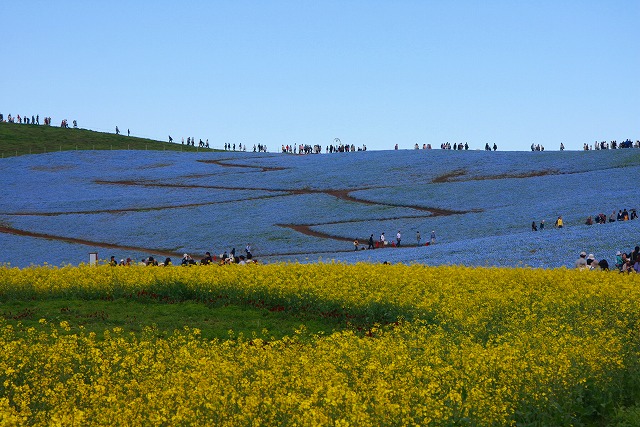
top-left (1, 263), bottom-right (640, 426)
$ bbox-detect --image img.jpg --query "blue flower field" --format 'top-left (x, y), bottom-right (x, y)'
top-left (1, 148), bottom-right (638, 268)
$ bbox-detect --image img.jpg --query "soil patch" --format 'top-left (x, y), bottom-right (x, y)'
top-left (197, 159), bottom-right (286, 172)
top-left (432, 168), bottom-right (561, 183)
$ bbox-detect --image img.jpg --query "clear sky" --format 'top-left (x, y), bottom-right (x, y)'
top-left (2, 1), bottom-right (638, 151)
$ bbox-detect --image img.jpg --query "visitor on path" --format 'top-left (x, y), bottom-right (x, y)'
top-left (353, 239), bottom-right (359, 251)
top-left (115, 126), bottom-right (120, 135)
top-left (416, 231), bottom-right (421, 246)
top-left (531, 221), bottom-right (537, 231)
top-left (245, 243), bottom-right (252, 259)
top-left (380, 233), bottom-right (386, 247)
top-left (430, 230), bottom-right (436, 245)
top-left (396, 231), bottom-right (401, 247)
top-left (540, 220), bottom-right (545, 230)
top-left (368, 234), bottom-right (374, 249)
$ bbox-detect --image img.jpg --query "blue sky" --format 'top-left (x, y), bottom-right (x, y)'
top-left (2, 1), bottom-right (638, 151)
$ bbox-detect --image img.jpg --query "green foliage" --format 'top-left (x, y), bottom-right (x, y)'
top-left (0, 122), bottom-right (215, 157)
top-left (0, 299), bottom-right (342, 341)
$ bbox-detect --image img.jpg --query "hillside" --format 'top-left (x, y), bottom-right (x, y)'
top-left (1, 138), bottom-right (639, 268)
top-left (0, 122), bottom-right (213, 157)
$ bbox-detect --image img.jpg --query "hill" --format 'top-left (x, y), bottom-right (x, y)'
top-left (0, 133), bottom-right (639, 268)
top-left (0, 122), bottom-right (213, 157)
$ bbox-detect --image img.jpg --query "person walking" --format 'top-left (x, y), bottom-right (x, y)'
top-left (380, 232), bottom-right (386, 247)
top-left (396, 231), bottom-right (402, 247)
top-left (416, 231), bottom-right (421, 246)
top-left (430, 230), bottom-right (436, 245)
top-left (368, 234), bottom-right (374, 249)
top-left (555, 216), bottom-right (564, 228)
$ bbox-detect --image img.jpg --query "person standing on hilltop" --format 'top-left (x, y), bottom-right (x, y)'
top-left (115, 126), bottom-right (120, 135)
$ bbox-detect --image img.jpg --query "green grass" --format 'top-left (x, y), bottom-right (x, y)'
top-left (0, 299), bottom-right (347, 341)
top-left (0, 122), bottom-right (216, 157)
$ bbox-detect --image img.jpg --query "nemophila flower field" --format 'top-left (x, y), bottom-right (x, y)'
top-left (0, 148), bottom-right (639, 267)
top-left (2, 264), bottom-right (640, 425)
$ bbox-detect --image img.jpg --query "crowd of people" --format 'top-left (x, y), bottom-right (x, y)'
top-left (279, 142), bottom-right (367, 154)
top-left (108, 244), bottom-right (256, 267)
top-left (395, 142), bottom-right (498, 151)
top-left (353, 230), bottom-right (437, 250)
top-left (584, 139), bottom-right (640, 150)
top-left (532, 208), bottom-right (637, 231)
top-left (181, 137), bottom-right (210, 148)
top-left (531, 216), bottom-right (564, 231)
top-left (4, 111), bottom-right (638, 154)
top-left (443, 142), bottom-right (468, 150)
top-left (0, 113), bottom-right (54, 126)
top-left (585, 208), bottom-right (637, 225)
top-left (575, 245), bottom-right (640, 273)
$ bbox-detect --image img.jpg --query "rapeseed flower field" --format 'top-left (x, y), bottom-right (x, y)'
top-left (2, 263), bottom-right (640, 425)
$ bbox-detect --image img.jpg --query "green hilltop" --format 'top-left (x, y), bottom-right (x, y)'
top-left (0, 123), bottom-right (216, 157)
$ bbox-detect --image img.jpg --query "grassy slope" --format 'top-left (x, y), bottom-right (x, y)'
top-left (0, 122), bottom-right (215, 156)
top-left (1, 299), bottom-right (343, 341)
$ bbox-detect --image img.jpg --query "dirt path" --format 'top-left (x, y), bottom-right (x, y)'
top-left (0, 194), bottom-right (285, 217)
top-left (0, 225), bottom-right (180, 258)
top-left (277, 224), bottom-right (354, 242)
top-left (95, 180), bottom-right (475, 216)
